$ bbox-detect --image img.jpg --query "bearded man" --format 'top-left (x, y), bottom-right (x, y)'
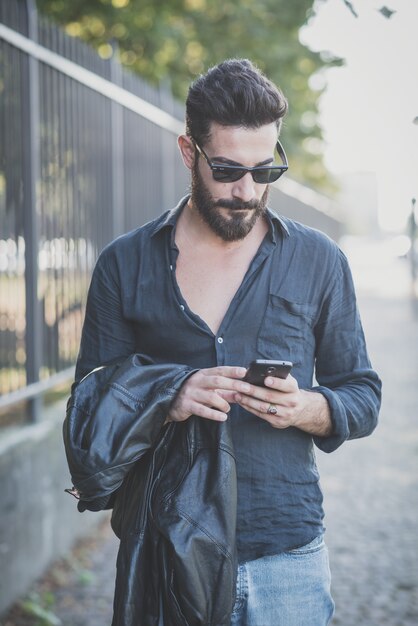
top-left (73, 59), bottom-right (381, 626)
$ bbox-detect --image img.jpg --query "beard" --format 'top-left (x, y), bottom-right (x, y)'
top-left (190, 164), bottom-right (269, 242)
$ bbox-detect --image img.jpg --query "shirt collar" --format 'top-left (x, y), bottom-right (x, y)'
top-left (150, 196), bottom-right (189, 237)
top-left (150, 194), bottom-right (290, 241)
top-left (265, 207), bottom-right (290, 241)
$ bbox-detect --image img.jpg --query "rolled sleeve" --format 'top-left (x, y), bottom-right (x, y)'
top-left (312, 249), bottom-right (382, 452)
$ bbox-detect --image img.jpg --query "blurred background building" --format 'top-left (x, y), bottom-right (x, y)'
top-left (337, 171), bottom-right (379, 235)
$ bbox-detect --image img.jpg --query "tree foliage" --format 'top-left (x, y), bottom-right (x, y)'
top-left (36, 0), bottom-right (342, 190)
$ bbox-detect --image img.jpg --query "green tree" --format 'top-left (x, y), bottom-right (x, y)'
top-left (36, 0), bottom-right (342, 191)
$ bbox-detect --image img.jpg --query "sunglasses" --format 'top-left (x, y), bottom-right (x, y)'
top-left (193, 138), bottom-right (288, 184)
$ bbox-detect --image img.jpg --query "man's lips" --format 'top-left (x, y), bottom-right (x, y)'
top-left (215, 201), bottom-right (258, 211)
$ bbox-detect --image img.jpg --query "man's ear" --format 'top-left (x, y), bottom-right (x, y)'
top-left (178, 135), bottom-right (196, 170)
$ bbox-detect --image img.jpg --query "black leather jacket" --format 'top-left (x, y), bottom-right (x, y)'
top-left (63, 354), bottom-right (238, 626)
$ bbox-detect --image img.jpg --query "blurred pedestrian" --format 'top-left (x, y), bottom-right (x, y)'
top-left (70, 59), bottom-right (382, 626)
top-left (408, 197), bottom-right (417, 292)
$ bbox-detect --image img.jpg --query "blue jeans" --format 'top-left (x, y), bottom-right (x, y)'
top-left (230, 535), bottom-right (335, 626)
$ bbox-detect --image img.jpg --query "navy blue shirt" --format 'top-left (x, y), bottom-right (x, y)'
top-left (75, 196), bottom-right (381, 562)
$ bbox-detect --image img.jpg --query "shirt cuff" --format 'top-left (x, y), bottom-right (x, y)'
top-left (311, 386), bottom-right (350, 453)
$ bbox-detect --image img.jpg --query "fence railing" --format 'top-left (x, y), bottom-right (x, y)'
top-left (0, 0), bottom-right (342, 422)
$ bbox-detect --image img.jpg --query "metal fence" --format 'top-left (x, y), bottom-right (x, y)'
top-left (0, 0), bottom-right (190, 420)
top-left (0, 0), bottom-right (342, 423)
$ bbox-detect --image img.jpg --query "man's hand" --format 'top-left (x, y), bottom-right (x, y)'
top-left (167, 366), bottom-right (250, 423)
top-left (234, 374), bottom-right (333, 437)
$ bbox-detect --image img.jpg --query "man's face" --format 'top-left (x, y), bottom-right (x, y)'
top-left (190, 123), bottom-right (278, 242)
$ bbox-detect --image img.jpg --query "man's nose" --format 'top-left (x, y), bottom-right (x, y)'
top-left (231, 172), bottom-right (258, 203)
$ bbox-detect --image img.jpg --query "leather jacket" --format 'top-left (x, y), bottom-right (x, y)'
top-left (63, 354), bottom-right (238, 626)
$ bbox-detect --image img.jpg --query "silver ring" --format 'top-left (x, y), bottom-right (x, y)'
top-left (267, 404), bottom-right (277, 415)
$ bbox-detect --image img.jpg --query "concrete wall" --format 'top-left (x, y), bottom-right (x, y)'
top-left (0, 399), bottom-right (108, 615)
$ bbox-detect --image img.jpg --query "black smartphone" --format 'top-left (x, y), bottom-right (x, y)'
top-left (244, 359), bottom-right (293, 386)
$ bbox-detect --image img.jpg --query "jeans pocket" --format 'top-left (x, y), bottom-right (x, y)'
top-left (231, 563), bottom-right (248, 615)
top-left (285, 534), bottom-right (325, 556)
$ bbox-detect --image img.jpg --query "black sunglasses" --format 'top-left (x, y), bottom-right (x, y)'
top-left (193, 138), bottom-right (288, 184)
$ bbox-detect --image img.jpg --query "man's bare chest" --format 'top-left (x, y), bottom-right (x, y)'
top-left (175, 252), bottom-right (251, 335)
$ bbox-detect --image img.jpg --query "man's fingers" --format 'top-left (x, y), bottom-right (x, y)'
top-left (216, 389), bottom-right (237, 402)
top-left (201, 366), bottom-right (247, 380)
top-left (234, 394), bottom-right (292, 429)
top-left (264, 374), bottom-right (297, 391)
top-left (168, 396), bottom-right (229, 422)
top-left (196, 370), bottom-right (250, 393)
top-left (197, 389), bottom-right (231, 413)
top-left (190, 401), bottom-right (229, 422)
top-left (178, 389), bottom-right (230, 417)
top-left (168, 366), bottom-right (248, 423)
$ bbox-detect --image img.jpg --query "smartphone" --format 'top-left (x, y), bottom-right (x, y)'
top-left (244, 359), bottom-right (293, 386)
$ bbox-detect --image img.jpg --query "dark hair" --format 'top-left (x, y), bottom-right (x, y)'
top-left (185, 58), bottom-right (288, 146)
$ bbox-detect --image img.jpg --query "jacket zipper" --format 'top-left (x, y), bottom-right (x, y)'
top-left (137, 424), bottom-right (173, 533)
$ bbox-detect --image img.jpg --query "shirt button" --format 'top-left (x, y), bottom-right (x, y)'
top-left (169, 265), bottom-right (173, 270)
top-left (217, 337), bottom-right (224, 344)
top-left (180, 304), bottom-right (185, 311)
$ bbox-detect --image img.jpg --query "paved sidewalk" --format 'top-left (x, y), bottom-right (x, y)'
top-left (2, 238), bottom-right (418, 626)
top-left (318, 240), bottom-right (418, 625)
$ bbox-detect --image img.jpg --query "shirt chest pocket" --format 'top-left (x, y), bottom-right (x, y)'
top-left (257, 295), bottom-right (317, 366)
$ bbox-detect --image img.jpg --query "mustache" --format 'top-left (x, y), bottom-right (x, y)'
top-left (214, 198), bottom-right (261, 211)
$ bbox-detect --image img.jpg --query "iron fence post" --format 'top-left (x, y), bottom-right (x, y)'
top-left (110, 43), bottom-right (125, 239)
top-left (22, 0), bottom-right (42, 420)
top-left (159, 80), bottom-right (177, 212)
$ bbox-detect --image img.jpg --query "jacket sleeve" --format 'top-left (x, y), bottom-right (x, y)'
top-left (63, 354), bottom-right (194, 511)
top-left (312, 249), bottom-right (382, 453)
